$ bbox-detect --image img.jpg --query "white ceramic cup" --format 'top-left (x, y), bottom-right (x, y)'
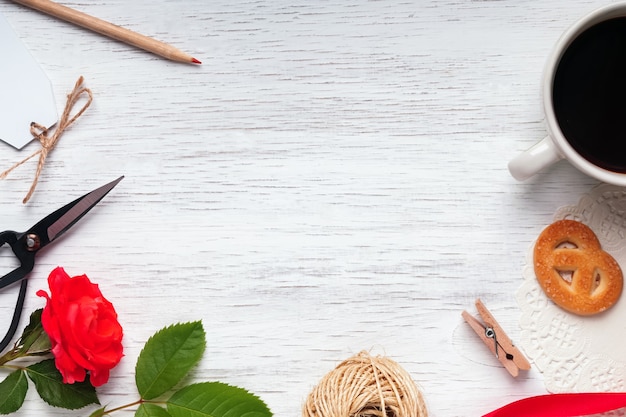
top-left (509, 3), bottom-right (626, 185)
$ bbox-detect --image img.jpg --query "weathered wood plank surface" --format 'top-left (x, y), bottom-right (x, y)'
top-left (0, 1), bottom-right (611, 416)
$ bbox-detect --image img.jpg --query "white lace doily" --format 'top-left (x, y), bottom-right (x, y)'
top-left (516, 184), bottom-right (626, 395)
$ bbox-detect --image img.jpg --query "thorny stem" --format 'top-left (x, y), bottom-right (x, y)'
top-left (1, 364), bottom-right (24, 371)
top-left (0, 345), bottom-right (23, 367)
top-left (0, 343), bottom-right (51, 367)
top-left (0, 350), bottom-right (49, 371)
top-left (99, 399), bottom-right (166, 415)
top-left (102, 399), bottom-right (143, 414)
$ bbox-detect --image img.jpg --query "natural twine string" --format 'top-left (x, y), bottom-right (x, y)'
top-left (303, 351), bottom-right (428, 417)
top-left (0, 76), bottom-right (92, 204)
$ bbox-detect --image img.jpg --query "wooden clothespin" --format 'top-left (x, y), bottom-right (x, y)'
top-left (462, 299), bottom-right (531, 377)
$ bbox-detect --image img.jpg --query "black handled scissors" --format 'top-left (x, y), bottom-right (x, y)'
top-left (0, 176), bottom-right (123, 353)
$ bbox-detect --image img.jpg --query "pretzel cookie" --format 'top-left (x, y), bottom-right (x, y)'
top-left (533, 219), bottom-right (623, 315)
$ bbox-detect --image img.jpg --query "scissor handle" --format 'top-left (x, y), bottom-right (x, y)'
top-left (0, 279), bottom-right (27, 353)
top-left (0, 230), bottom-right (36, 290)
top-left (0, 230), bottom-right (36, 353)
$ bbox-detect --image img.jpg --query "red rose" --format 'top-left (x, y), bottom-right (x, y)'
top-left (36, 267), bottom-right (123, 387)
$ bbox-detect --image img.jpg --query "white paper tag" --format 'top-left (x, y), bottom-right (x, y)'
top-left (0, 12), bottom-right (57, 149)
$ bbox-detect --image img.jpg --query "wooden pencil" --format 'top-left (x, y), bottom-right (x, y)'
top-left (10, 0), bottom-right (201, 64)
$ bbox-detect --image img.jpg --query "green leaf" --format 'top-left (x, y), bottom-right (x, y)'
top-left (26, 359), bottom-right (99, 409)
top-left (18, 309), bottom-right (51, 354)
top-left (88, 407), bottom-right (107, 417)
top-left (136, 403), bottom-right (173, 417)
top-left (19, 308), bottom-right (43, 340)
top-left (135, 321), bottom-right (206, 400)
top-left (166, 382), bottom-right (272, 417)
top-left (0, 370), bottom-right (28, 414)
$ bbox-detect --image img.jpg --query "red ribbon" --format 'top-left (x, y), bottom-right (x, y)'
top-left (483, 393), bottom-right (626, 417)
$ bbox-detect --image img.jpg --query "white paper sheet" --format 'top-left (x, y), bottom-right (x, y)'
top-left (0, 12), bottom-right (57, 149)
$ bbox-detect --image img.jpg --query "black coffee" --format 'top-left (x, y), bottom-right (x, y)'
top-left (553, 17), bottom-right (626, 173)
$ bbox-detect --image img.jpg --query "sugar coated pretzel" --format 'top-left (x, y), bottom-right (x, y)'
top-left (533, 219), bottom-right (623, 315)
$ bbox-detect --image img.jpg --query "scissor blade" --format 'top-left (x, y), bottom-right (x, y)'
top-left (28, 176), bottom-right (123, 247)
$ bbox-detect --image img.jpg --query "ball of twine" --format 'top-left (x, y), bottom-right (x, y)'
top-left (303, 351), bottom-right (428, 417)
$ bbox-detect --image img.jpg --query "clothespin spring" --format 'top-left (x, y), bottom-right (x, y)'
top-left (485, 326), bottom-right (514, 361)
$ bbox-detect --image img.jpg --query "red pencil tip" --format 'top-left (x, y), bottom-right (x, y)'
top-left (191, 57), bottom-right (202, 64)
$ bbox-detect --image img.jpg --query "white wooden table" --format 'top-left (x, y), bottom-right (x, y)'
top-left (0, 1), bottom-right (615, 416)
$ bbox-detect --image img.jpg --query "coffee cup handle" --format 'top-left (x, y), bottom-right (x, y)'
top-left (508, 136), bottom-right (563, 180)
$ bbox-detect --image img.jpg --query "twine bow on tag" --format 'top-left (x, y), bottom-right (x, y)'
top-left (0, 76), bottom-right (92, 204)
